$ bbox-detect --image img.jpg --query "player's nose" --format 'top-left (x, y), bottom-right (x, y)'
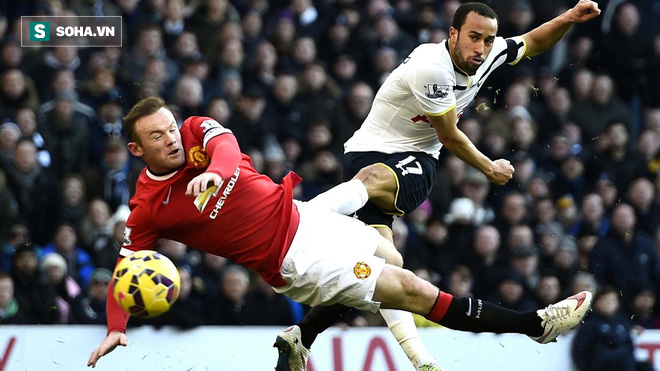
top-left (475, 41), bottom-right (485, 55)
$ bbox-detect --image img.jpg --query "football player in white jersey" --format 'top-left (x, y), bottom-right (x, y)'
top-left (276, 2), bottom-right (601, 371)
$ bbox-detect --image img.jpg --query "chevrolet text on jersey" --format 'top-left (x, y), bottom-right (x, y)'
top-left (209, 167), bottom-right (240, 219)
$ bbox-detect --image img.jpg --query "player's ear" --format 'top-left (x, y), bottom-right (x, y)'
top-left (127, 141), bottom-right (143, 157)
top-left (449, 26), bottom-right (458, 42)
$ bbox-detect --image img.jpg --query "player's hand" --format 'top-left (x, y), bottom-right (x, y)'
top-left (569, 0), bottom-right (601, 23)
top-left (186, 172), bottom-right (223, 196)
top-left (87, 331), bottom-right (127, 368)
top-left (486, 159), bottom-right (515, 185)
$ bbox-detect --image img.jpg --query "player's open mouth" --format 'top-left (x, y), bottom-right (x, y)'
top-left (168, 149), bottom-right (180, 156)
top-left (471, 57), bottom-right (483, 64)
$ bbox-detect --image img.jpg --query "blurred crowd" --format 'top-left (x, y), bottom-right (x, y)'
top-left (0, 0), bottom-right (660, 367)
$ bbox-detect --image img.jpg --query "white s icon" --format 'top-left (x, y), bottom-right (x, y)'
top-left (34, 24), bottom-right (46, 39)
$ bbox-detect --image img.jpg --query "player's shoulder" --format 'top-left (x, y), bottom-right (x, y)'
top-left (183, 116), bottom-right (225, 129)
top-left (412, 42), bottom-right (450, 63)
top-left (493, 35), bottom-right (509, 49)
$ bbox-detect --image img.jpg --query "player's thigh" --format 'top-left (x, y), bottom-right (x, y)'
top-left (344, 151), bottom-right (437, 229)
top-left (373, 229), bottom-right (403, 267)
top-left (275, 201), bottom-right (386, 312)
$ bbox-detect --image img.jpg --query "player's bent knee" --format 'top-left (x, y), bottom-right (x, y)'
top-left (355, 165), bottom-right (396, 198)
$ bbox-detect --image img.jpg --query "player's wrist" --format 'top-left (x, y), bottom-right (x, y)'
top-left (564, 8), bottom-right (580, 23)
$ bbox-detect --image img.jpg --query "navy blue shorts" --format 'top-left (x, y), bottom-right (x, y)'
top-left (343, 151), bottom-right (438, 229)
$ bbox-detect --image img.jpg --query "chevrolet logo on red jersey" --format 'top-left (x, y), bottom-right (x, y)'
top-left (194, 183), bottom-right (222, 212)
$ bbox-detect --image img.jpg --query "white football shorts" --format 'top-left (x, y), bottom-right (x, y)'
top-left (274, 200), bottom-right (386, 313)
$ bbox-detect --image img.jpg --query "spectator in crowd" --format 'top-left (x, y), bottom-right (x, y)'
top-left (643, 33), bottom-right (660, 107)
top-left (334, 82), bottom-right (374, 150)
top-left (535, 271), bottom-right (562, 308)
top-left (495, 191), bottom-right (528, 252)
top-left (14, 106), bottom-right (50, 168)
top-left (628, 286), bottom-right (657, 330)
top-left (464, 225), bottom-right (506, 299)
top-left (40, 90), bottom-right (90, 178)
top-left (42, 224), bottom-right (95, 289)
top-left (152, 266), bottom-right (204, 329)
top-left (0, 121), bottom-right (20, 171)
top-left (5, 140), bottom-right (58, 244)
top-left (0, 170), bottom-right (17, 247)
top-left (570, 74), bottom-right (633, 148)
top-left (71, 268), bottom-right (111, 324)
top-left (263, 72), bottom-right (302, 141)
top-left (594, 172), bottom-right (620, 214)
top-left (187, 0), bottom-right (240, 58)
top-left (637, 129), bottom-right (660, 178)
top-left (227, 84), bottom-right (270, 150)
top-left (297, 61), bottom-right (342, 125)
top-left (509, 243), bottom-right (540, 293)
top-left (58, 174), bottom-right (87, 227)
top-left (568, 269), bottom-right (597, 294)
top-left (590, 203), bottom-right (660, 307)
top-left (536, 222), bottom-right (564, 270)
top-left (11, 243), bottom-right (59, 324)
top-left (599, 2), bottom-right (648, 105)
top-left (460, 169), bottom-right (494, 226)
top-left (0, 223), bottom-right (28, 272)
top-left (0, 68), bottom-right (39, 120)
top-left (553, 236), bottom-right (580, 290)
top-left (586, 121), bottom-right (644, 192)
top-left (0, 39), bottom-right (24, 74)
top-left (41, 252), bottom-right (81, 324)
top-left (32, 46), bottom-right (82, 95)
top-left (88, 93), bottom-right (125, 163)
top-left (488, 270), bottom-right (537, 312)
top-left (572, 286), bottom-right (637, 371)
top-left (205, 264), bottom-right (252, 325)
top-left (193, 252), bottom-right (229, 299)
top-left (92, 206), bottom-right (129, 271)
top-left (0, 272), bottom-right (28, 324)
top-left (243, 274), bottom-right (299, 326)
top-left (78, 198), bottom-right (112, 253)
top-left (626, 177), bottom-right (659, 236)
top-left (446, 265), bottom-right (474, 298)
top-left (161, 0), bottom-right (187, 46)
top-left (157, 239), bottom-right (195, 269)
top-left (124, 24), bottom-right (178, 85)
top-left (569, 193), bottom-right (609, 237)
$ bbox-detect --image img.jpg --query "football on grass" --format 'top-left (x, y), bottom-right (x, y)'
top-left (113, 250), bottom-right (181, 318)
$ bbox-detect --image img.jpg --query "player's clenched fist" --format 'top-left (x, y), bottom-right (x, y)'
top-left (186, 172), bottom-right (223, 196)
top-left (569, 0), bottom-right (601, 22)
top-left (487, 159), bottom-right (515, 186)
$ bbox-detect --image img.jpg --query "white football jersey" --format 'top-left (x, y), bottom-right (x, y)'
top-left (344, 36), bottom-right (526, 159)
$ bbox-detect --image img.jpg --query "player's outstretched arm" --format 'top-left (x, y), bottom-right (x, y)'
top-left (87, 331), bottom-right (128, 368)
top-left (521, 0), bottom-right (600, 58)
top-left (428, 108), bottom-right (514, 185)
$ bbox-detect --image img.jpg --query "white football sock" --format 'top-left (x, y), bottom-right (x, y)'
top-left (380, 309), bottom-right (435, 367)
top-left (307, 179), bottom-right (369, 215)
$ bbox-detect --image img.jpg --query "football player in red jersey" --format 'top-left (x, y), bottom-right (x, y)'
top-left (88, 97), bottom-right (592, 370)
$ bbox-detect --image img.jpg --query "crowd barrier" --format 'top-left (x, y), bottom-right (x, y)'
top-left (1, 325), bottom-right (660, 370)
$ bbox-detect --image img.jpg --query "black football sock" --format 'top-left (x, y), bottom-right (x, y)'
top-left (297, 304), bottom-right (352, 349)
top-left (438, 297), bottom-right (543, 336)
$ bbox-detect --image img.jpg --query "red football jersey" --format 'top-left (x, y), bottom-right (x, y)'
top-left (121, 116), bottom-right (301, 286)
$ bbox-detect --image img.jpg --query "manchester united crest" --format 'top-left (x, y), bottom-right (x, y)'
top-left (353, 262), bottom-right (371, 279)
top-left (188, 145), bottom-right (209, 167)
